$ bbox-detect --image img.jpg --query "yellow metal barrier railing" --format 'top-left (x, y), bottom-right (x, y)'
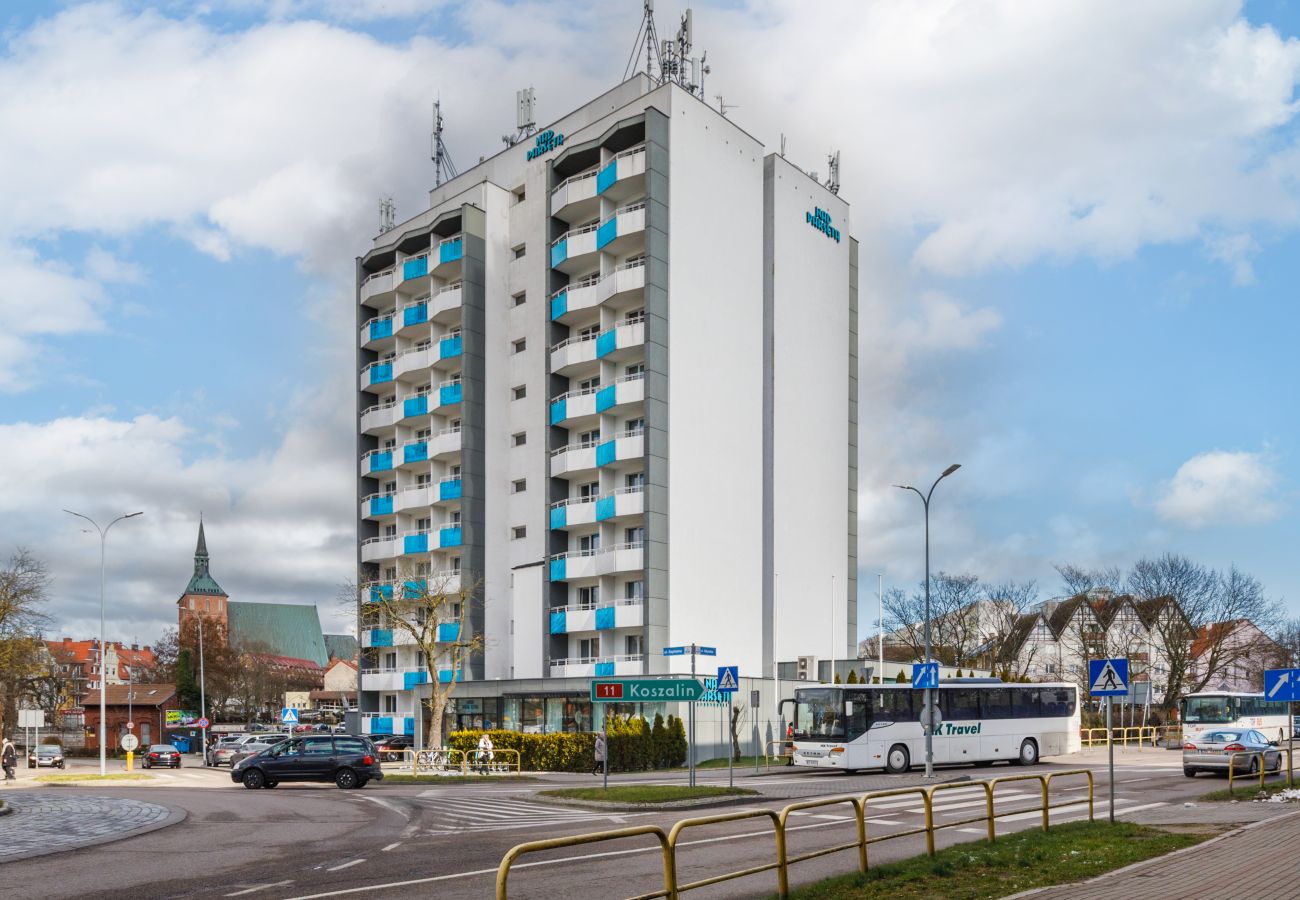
top-left (466, 747), bottom-right (522, 775)
top-left (1227, 747), bottom-right (1293, 793)
top-left (1080, 725), bottom-right (1181, 750)
top-left (496, 769), bottom-right (1095, 899)
top-left (764, 739), bottom-right (794, 769)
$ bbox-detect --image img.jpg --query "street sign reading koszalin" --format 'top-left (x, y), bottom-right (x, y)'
top-left (591, 678), bottom-right (705, 702)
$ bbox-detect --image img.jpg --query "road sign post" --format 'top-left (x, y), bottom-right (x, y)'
top-left (1263, 667), bottom-right (1300, 782)
top-left (716, 666), bottom-right (738, 787)
top-left (1088, 658), bottom-right (1130, 823)
top-left (660, 644), bottom-right (715, 787)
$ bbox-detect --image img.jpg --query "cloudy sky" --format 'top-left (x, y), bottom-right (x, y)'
top-left (3, 0), bottom-right (1299, 648)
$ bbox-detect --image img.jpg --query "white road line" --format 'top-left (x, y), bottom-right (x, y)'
top-left (381, 843), bottom-right (401, 852)
top-left (325, 859), bottom-right (367, 872)
top-left (225, 881), bottom-right (294, 896)
top-left (864, 818), bottom-right (904, 826)
top-left (957, 828), bottom-right (986, 835)
top-left (907, 792), bottom-right (1034, 815)
top-left (354, 795), bottom-right (409, 819)
top-left (810, 813), bottom-right (849, 820)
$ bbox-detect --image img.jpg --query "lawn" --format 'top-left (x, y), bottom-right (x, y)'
top-left (781, 821), bottom-right (1203, 900)
top-left (33, 773), bottom-right (155, 784)
top-left (539, 785), bottom-right (756, 804)
top-left (1199, 779), bottom-right (1299, 802)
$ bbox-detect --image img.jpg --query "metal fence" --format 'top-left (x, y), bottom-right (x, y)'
top-left (496, 769), bottom-right (1094, 899)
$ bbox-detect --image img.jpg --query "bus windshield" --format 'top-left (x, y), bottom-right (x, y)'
top-left (794, 689), bottom-right (845, 740)
top-left (1181, 696), bottom-right (1236, 724)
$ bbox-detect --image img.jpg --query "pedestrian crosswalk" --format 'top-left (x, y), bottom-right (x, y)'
top-left (413, 790), bottom-right (649, 835)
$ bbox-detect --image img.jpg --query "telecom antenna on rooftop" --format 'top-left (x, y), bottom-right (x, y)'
top-left (379, 196), bottom-right (396, 233)
top-left (431, 98), bottom-right (458, 188)
top-left (503, 86), bottom-right (539, 148)
top-left (625, 2), bottom-right (710, 98)
top-left (826, 151), bottom-right (841, 195)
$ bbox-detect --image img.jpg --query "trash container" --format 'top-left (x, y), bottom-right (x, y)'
top-left (172, 736), bottom-right (190, 754)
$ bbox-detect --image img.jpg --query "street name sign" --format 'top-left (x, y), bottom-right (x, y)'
top-left (1088, 658), bottom-right (1129, 696)
top-left (591, 678), bottom-right (705, 702)
top-left (662, 646), bottom-right (686, 656)
top-left (698, 646), bottom-right (717, 656)
top-left (1264, 668), bottom-right (1300, 702)
top-left (911, 662), bottom-right (939, 690)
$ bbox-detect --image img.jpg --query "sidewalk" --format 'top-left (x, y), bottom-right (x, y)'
top-left (1019, 806), bottom-right (1300, 898)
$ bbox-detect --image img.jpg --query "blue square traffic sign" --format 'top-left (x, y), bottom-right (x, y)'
top-left (911, 662), bottom-right (939, 689)
top-left (716, 665), bottom-right (738, 692)
top-left (1088, 658), bottom-right (1129, 696)
top-left (1264, 668), bottom-right (1300, 702)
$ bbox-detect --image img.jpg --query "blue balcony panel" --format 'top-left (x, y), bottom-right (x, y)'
top-left (550, 558), bottom-right (567, 582)
top-left (439, 525), bottom-right (463, 547)
top-left (403, 533), bottom-right (429, 555)
top-left (403, 256), bottom-right (429, 281)
top-left (439, 479), bottom-right (462, 501)
top-left (368, 451), bottom-right (393, 473)
top-left (596, 161), bottom-right (617, 194)
top-left (403, 442), bottom-right (428, 464)
top-left (549, 610), bottom-right (567, 635)
top-left (437, 668), bottom-right (464, 684)
top-left (439, 239), bottom-right (463, 265)
top-left (550, 292), bottom-right (568, 321)
top-left (550, 506), bottom-right (567, 530)
top-left (596, 440), bottom-right (617, 467)
top-left (595, 661), bottom-right (615, 677)
top-left (403, 670), bottom-right (430, 690)
top-left (403, 395), bottom-right (428, 419)
top-left (437, 622), bottom-right (460, 642)
top-left (596, 329), bottom-right (617, 358)
top-left (402, 579), bottom-right (426, 599)
top-left (371, 716), bottom-right (393, 734)
top-left (551, 239), bottom-right (568, 269)
top-left (595, 496), bottom-right (616, 521)
top-left (369, 318), bottom-right (393, 341)
top-left (403, 303), bottom-right (428, 327)
top-left (369, 495), bottom-right (394, 516)
top-left (595, 386), bottom-right (616, 413)
top-left (550, 399), bottom-right (567, 425)
top-left (439, 383), bottom-right (463, 407)
top-left (439, 335), bottom-right (463, 358)
top-left (369, 628), bottom-right (393, 648)
top-left (595, 606), bottom-right (616, 630)
top-left (596, 218), bottom-right (617, 250)
top-left (403, 717), bottom-right (415, 736)
top-left (368, 584), bottom-right (393, 603)
top-left (369, 363), bottom-right (393, 385)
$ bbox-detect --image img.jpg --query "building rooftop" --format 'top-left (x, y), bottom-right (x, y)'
top-left (228, 601), bottom-right (329, 668)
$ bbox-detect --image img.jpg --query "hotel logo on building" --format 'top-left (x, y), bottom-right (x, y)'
top-left (527, 129), bottom-right (565, 161)
top-left (806, 207), bottom-right (841, 243)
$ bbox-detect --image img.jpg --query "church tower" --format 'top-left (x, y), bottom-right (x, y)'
top-left (177, 518), bottom-right (229, 632)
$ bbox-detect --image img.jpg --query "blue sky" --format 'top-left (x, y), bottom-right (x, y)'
top-left (2, 0), bottom-right (1299, 647)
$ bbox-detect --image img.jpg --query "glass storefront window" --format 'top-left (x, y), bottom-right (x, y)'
top-left (545, 698), bottom-right (565, 733)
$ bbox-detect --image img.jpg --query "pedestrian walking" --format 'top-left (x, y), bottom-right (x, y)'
top-left (476, 732), bottom-right (494, 775)
top-left (1, 737), bottom-right (17, 782)
top-left (592, 731), bottom-right (606, 776)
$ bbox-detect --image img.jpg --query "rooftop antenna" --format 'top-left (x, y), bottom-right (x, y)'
top-left (658, 8), bottom-right (710, 97)
top-left (624, 0), bottom-right (663, 83)
top-left (825, 150), bottom-right (841, 195)
top-left (780, 133), bottom-right (787, 157)
top-left (503, 86), bottom-right (538, 148)
top-left (379, 196), bottom-right (396, 233)
top-left (715, 94), bottom-right (738, 118)
top-left (431, 98), bottom-right (458, 188)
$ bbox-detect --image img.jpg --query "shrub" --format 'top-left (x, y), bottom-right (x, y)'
top-left (651, 713), bottom-right (668, 768)
top-left (667, 715), bottom-right (687, 767)
top-left (448, 730), bottom-right (593, 772)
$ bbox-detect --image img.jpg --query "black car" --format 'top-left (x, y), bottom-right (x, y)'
top-left (142, 744), bottom-right (182, 769)
top-left (372, 735), bottom-right (414, 762)
top-left (230, 735), bottom-right (382, 789)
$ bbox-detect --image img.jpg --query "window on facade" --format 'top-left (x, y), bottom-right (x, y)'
top-left (513, 244), bottom-right (526, 259)
top-left (512, 291), bottom-right (526, 306)
top-left (579, 324), bottom-right (600, 339)
top-left (417, 473), bottom-right (432, 487)
top-left (383, 525), bottom-right (397, 538)
top-left (415, 562), bottom-right (431, 576)
top-left (625, 471), bottom-right (645, 489)
top-left (625, 363), bottom-right (645, 378)
top-left (624, 526), bottom-right (645, 545)
top-left (417, 383), bottom-right (432, 395)
top-left (416, 427), bottom-right (431, 440)
top-left (511, 479), bottom-right (527, 494)
top-left (451, 557), bottom-right (461, 572)
top-left (512, 384), bottom-right (527, 400)
top-left (512, 431), bottom-right (527, 447)
top-left (383, 695), bottom-right (397, 713)
top-left (417, 517), bottom-right (431, 532)
top-left (512, 526), bottom-right (527, 540)
top-left (578, 376), bottom-right (601, 392)
top-left (578, 481), bottom-right (599, 500)
top-left (512, 187), bottom-right (526, 204)
top-left (579, 533), bottom-right (601, 552)
top-left (383, 566), bottom-right (397, 580)
top-left (578, 586), bottom-right (600, 607)
top-left (382, 438), bottom-right (396, 451)
top-left (450, 464), bottom-right (461, 477)
top-left (578, 429), bottom-right (600, 447)
top-left (624, 580), bottom-right (644, 600)
top-left (579, 637), bottom-right (600, 660)
top-left (450, 510), bottom-right (462, 525)
top-left (512, 338), bottom-right (527, 354)
top-left (625, 308), bottom-right (645, 324)
top-left (383, 481), bottom-right (396, 495)
top-left (624, 635), bottom-right (644, 657)
top-left (625, 417), bottom-right (645, 435)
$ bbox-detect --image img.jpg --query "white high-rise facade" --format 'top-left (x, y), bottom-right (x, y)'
top-left (356, 76), bottom-right (857, 737)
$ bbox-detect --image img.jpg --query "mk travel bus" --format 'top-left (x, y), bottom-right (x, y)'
top-left (1179, 691), bottom-right (1295, 743)
top-left (787, 680), bottom-right (1081, 773)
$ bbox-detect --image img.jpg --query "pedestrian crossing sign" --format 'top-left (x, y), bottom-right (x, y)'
top-left (280, 707), bottom-right (299, 725)
top-left (1088, 658), bottom-right (1129, 696)
top-left (716, 665), bottom-right (739, 693)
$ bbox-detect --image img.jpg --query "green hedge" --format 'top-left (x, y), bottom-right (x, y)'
top-left (450, 713), bottom-right (689, 773)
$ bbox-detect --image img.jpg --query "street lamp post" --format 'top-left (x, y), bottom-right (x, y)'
top-left (198, 617), bottom-right (208, 763)
top-left (64, 509), bottom-right (143, 776)
top-left (894, 463), bottom-right (961, 779)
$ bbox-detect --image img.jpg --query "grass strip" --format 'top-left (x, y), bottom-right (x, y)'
top-left (1199, 780), bottom-right (1298, 802)
top-left (540, 785), bottom-right (756, 803)
top-left (33, 773), bottom-right (155, 784)
top-left (380, 774), bottom-right (538, 784)
top-left (695, 755), bottom-right (771, 770)
top-left (781, 821), bottom-right (1202, 900)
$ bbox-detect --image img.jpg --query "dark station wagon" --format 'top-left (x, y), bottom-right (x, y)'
top-left (231, 735), bottom-right (383, 790)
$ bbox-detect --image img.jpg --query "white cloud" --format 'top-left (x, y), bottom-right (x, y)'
top-left (1154, 449), bottom-right (1284, 528)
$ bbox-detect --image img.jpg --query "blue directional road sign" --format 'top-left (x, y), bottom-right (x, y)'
top-left (698, 646), bottom-right (717, 657)
top-left (716, 666), bottom-right (739, 692)
top-left (911, 662), bottom-right (939, 689)
top-left (1264, 668), bottom-right (1300, 702)
top-left (663, 646), bottom-right (686, 656)
top-left (1088, 658), bottom-right (1129, 696)
top-left (280, 707), bottom-right (299, 725)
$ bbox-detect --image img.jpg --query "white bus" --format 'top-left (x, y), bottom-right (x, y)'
top-left (787, 680), bottom-right (1081, 774)
top-left (1178, 691), bottom-right (1294, 743)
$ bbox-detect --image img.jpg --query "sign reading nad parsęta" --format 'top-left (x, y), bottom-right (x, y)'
top-left (590, 678), bottom-right (705, 703)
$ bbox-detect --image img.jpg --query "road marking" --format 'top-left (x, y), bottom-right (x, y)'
top-left (354, 795), bottom-right (409, 819)
top-left (226, 881), bottom-right (295, 896)
top-left (957, 827), bottom-right (986, 835)
top-left (326, 859), bottom-right (367, 872)
top-left (381, 843), bottom-right (402, 852)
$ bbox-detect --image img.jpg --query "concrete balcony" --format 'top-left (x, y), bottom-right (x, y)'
top-left (549, 386), bottom-right (600, 427)
top-left (433, 477), bottom-right (462, 505)
top-left (360, 668), bottom-right (430, 692)
top-left (597, 146), bottom-right (646, 204)
top-left (432, 235), bottom-right (463, 279)
top-left (400, 525), bottom-right (464, 557)
top-left (361, 492), bottom-right (396, 520)
top-left (594, 202), bottom-right (645, 257)
top-left (394, 334), bottom-right (463, 381)
top-left (595, 431), bottom-right (645, 469)
top-left (397, 283), bottom-right (462, 336)
top-left (360, 361), bottom-right (395, 392)
top-left (393, 485), bottom-right (431, 513)
top-left (548, 600), bottom-right (643, 635)
top-left (360, 267), bottom-right (395, 305)
top-left (360, 535), bottom-right (400, 563)
top-left (399, 384), bottom-right (462, 423)
top-left (549, 321), bottom-right (644, 377)
top-left (550, 441), bottom-right (599, 478)
top-left (360, 628), bottom-right (419, 649)
top-left (360, 400), bottom-right (401, 434)
top-left (548, 542), bottom-right (645, 582)
top-left (549, 486), bottom-right (643, 529)
top-left (551, 260), bottom-right (645, 323)
top-left (360, 449), bottom-right (395, 476)
top-left (593, 373), bottom-right (644, 415)
top-left (550, 223), bottom-right (599, 275)
top-left (551, 170), bottom-right (599, 224)
top-left (399, 252), bottom-right (430, 286)
top-left (360, 314), bottom-right (395, 349)
top-left (364, 572), bottom-right (462, 603)
top-left (361, 715), bottom-right (415, 737)
top-left (548, 654), bottom-right (644, 678)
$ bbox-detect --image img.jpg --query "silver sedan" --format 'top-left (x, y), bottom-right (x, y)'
top-left (1183, 728), bottom-right (1282, 777)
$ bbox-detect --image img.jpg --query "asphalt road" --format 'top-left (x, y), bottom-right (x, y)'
top-left (1, 749), bottom-right (1287, 899)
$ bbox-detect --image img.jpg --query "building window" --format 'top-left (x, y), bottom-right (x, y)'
top-left (625, 580), bottom-right (644, 600)
top-left (579, 533), bottom-right (601, 552)
top-left (512, 187), bottom-right (526, 204)
top-left (512, 384), bottom-right (527, 400)
top-left (625, 363), bottom-right (644, 378)
top-left (625, 635), bottom-right (644, 657)
top-left (512, 431), bottom-right (527, 447)
top-left (578, 429), bottom-right (600, 448)
top-left (578, 585), bottom-right (600, 606)
top-left (578, 376), bottom-right (601, 392)
top-left (624, 526), bottom-right (645, 545)
top-left (625, 308), bottom-right (645, 324)
top-left (512, 338), bottom-right (527, 354)
top-left (579, 637), bottom-right (600, 660)
top-left (579, 324), bottom-right (599, 339)
top-left (383, 695), bottom-right (397, 713)
top-left (578, 481), bottom-right (599, 500)
top-left (625, 471), bottom-right (645, 489)
top-left (417, 473), bottom-right (432, 487)
top-left (511, 479), bottom-right (527, 494)
top-left (512, 526), bottom-right (527, 540)
top-left (512, 291), bottom-right (526, 306)
top-left (512, 244), bottom-right (526, 259)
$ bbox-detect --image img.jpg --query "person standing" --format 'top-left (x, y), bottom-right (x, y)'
top-left (476, 732), bottom-right (494, 775)
top-left (592, 731), bottom-right (606, 776)
top-left (1, 737), bottom-right (16, 782)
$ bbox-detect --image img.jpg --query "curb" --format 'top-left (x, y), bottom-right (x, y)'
top-left (1003, 805), bottom-right (1300, 899)
top-left (532, 793), bottom-right (761, 812)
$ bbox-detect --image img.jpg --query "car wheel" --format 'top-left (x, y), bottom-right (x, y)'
top-left (143, 761), bottom-right (150, 769)
top-left (242, 768), bottom-right (266, 790)
top-left (1249, 757), bottom-right (1260, 776)
top-left (884, 744), bottom-right (910, 774)
top-left (335, 767), bottom-right (359, 789)
top-left (1183, 768), bottom-right (1197, 778)
top-left (1015, 739), bottom-right (1039, 767)
top-left (356, 777), bottom-right (369, 789)
top-left (57, 762), bottom-right (64, 770)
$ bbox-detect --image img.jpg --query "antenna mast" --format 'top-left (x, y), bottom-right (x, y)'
top-left (658, 8), bottom-right (710, 97)
top-left (825, 151), bottom-right (841, 195)
top-left (503, 86), bottom-right (538, 148)
top-left (431, 98), bottom-right (458, 188)
top-left (379, 196), bottom-right (395, 233)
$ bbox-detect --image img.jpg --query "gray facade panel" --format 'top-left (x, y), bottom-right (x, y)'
top-left (461, 204), bottom-right (489, 681)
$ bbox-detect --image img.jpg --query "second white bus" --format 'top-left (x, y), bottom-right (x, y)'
top-left (1179, 691), bottom-right (1294, 743)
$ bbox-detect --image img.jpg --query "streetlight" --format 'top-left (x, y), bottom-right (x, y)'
top-left (894, 463), bottom-right (960, 779)
top-left (64, 509), bottom-right (143, 776)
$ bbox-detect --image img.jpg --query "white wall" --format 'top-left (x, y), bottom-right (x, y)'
top-left (767, 154), bottom-right (852, 670)
top-left (665, 90), bottom-right (767, 675)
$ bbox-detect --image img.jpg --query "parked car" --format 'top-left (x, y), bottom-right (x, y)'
top-left (1183, 728), bottom-right (1283, 777)
top-left (27, 744), bottom-right (65, 769)
top-left (210, 734), bottom-right (264, 767)
top-left (228, 734), bottom-right (292, 767)
top-left (231, 735), bottom-right (382, 789)
top-left (372, 735), bottom-right (414, 762)
top-left (142, 744), bottom-right (183, 769)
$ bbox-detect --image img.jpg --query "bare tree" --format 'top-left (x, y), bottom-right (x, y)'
top-left (352, 570), bottom-right (482, 750)
top-left (882, 573), bottom-right (983, 667)
top-left (728, 703), bottom-right (747, 762)
top-left (981, 579), bottom-right (1041, 678)
top-left (1055, 564), bottom-right (1122, 597)
top-left (0, 549), bottom-right (52, 734)
top-left (1275, 618), bottom-right (1300, 666)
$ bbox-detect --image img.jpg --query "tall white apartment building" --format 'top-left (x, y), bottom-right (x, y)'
top-left (355, 75), bottom-right (857, 737)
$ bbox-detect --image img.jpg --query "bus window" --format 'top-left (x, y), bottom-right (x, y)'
top-left (942, 689), bottom-right (980, 721)
top-left (1042, 688), bottom-right (1075, 717)
top-left (877, 690), bottom-right (914, 723)
top-left (1011, 688), bottom-right (1041, 718)
top-left (1181, 696), bottom-right (1236, 724)
top-left (794, 689), bottom-right (845, 740)
top-left (845, 696), bottom-right (870, 739)
top-left (981, 688), bottom-right (1012, 720)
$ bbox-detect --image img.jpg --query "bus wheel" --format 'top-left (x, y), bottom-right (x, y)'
top-left (885, 744), bottom-right (910, 774)
top-left (1014, 739), bottom-right (1039, 767)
